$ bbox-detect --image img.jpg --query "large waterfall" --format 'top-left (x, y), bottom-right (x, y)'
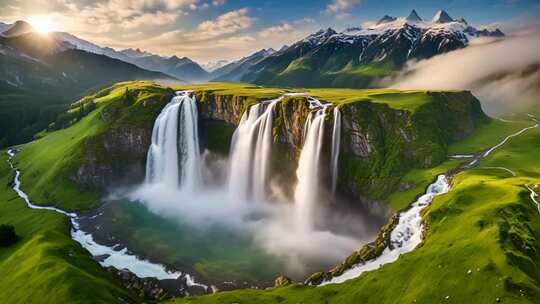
top-left (227, 98), bottom-right (281, 202)
top-left (143, 92), bottom-right (343, 233)
top-left (294, 106), bottom-right (329, 231)
top-left (145, 91), bottom-right (201, 191)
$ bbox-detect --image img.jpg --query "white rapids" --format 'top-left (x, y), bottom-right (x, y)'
top-left (324, 118), bottom-right (540, 285)
top-left (7, 125), bottom-right (207, 284)
top-left (526, 185), bottom-right (540, 214)
top-left (322, 174), bottom-right (450, 285)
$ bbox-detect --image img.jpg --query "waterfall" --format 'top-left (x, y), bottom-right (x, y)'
top-left (227, 98), bottom-right (281, 201)
top-left (330, 107), bottom-right (341, 194)
top-left (145, 91), bottom-right (201, 191)
top-left (294, 106), bottom-right (328, 231)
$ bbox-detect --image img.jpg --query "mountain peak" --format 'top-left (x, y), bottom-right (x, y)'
top-left (2, 20), bottom-right (34, 37)
top-left (303, 28), bottom-right (337, 45)
top-left (406, 9), bottom-right (422, 22)
top-left (432, 10), bottom-right (454, 23)
top-left (377, 15), bottom-right (397, 25)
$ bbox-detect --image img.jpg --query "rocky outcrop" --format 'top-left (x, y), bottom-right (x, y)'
top-left (195, 92), bottom-right (250, 125)
top-left (106, 266), bottom-right (209, 300)
top-left (69, 88), bottom-right (173, 192)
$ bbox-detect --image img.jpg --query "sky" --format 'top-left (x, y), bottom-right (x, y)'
top-left (1, 0), bottom-right (539, 63)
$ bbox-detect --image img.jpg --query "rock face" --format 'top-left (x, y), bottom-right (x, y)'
top-left (193, 90), bottom-right (487, 204)
top-left (69, 88), bottom-right (174, 192)
top-left (69, 88), bottom-right (486, 209)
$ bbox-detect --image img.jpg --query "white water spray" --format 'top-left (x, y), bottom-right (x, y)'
top-left (227, 98), bottom-right (281, 202)
top-left (145, 91), bottom-right (201, 191)
top-left (295, 106), bottom-right (328, 231)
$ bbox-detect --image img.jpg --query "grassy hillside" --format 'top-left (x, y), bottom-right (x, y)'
top-left (4, 81), bottom-right (538, 303)
top-left (12, 81), bottom-right (173, 211)
top-left (171, 114), bottom-right (540, 304)
top-left (0, 152), bottom-right (140, 304)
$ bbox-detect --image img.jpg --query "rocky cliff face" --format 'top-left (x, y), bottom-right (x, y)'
top-left (69, 87), bottom-right (173, 191)
top-left (193, 90), bottom-right (487, 205)
top-left (69, 88), bottom-right (486, 209)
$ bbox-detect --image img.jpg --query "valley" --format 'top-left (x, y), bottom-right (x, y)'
top-left (0, 3), bottom-right (539, 303)
top-left (1, 81), bottom-right (539, 303)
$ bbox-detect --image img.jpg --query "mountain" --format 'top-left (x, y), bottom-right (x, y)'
top-left (129, 55), bottom-right (210, 82)
top-left (0, 21), bottom-right (10, 33)
top-left (238, 10), bottom-right (504, 88)
top-left (0, 30), bottom-right (175, 148)
top-left (377, 15), bottom-right (397, 25)
top-left (0, 21), bottom-right (210, 82)
top-left (406, 9), bottom-right (422, 22)
top-left (54, 31), bottom-right (208, 82)
top-left (201, 60), bottom-right (230, 72)
top-left (210, 48), bottom-right (275, 82)
top-left (432, 9), bottom-right (454, 23)
top-left (1, 20), bottom-right (34, 37)
top-left (119, 48), bottom-right (152, 58)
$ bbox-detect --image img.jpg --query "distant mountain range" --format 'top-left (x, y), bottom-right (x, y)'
top-left (0, 20), bottom-right (176, 148)
top-left (232, 10), bottom-right (505, 88)
top-left (0, 10), bottom-right (505, 88)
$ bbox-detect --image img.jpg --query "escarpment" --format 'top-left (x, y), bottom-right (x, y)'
top-left (68, 86), bottom-right (487, 209)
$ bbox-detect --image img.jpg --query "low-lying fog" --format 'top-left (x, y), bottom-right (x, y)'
top-left (381, 26), bottom-right (540, 116)
top-left (128, 151), bottom-right (384, 277)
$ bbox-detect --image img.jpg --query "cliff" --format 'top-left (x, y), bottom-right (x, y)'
top-left (13, 82), bottom-right (487, 211)
top-left (193, 89), bottom-right (487, 204)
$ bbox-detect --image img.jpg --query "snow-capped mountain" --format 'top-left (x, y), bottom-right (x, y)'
top-left (1, 20), bottom-right (34, 37)
top-left (1, 20), bottom-right (209, 82)
top-left (120, 48), bottom-right (152, 58)
top-left (239, 9), bottom-right (505, 88)
top-left (202, 60), bottom-right (230, 72)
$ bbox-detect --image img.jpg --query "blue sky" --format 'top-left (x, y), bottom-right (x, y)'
top-left (0, 0), bottom-right (538, 62)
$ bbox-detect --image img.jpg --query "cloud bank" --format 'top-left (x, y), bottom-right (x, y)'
top-left (384, 27), bottom-right (540, 116)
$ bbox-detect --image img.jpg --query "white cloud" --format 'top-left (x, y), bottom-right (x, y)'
top-left (259, 23), bottom-right (294, 38)
top-left (326, 0), bottom-right (361, 14)
top-left (384, 28), bottom-right (540, 115)
top-left (195, 8), bottom-right (254, 38)
top-left (212, 0), bottom-right (226, 6)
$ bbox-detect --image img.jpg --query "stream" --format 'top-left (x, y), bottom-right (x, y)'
top-left (323, 117), bottom-right (540, 285)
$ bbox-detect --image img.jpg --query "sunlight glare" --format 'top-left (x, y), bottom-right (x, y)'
top-left (28, 15), bottom-right (55, 34)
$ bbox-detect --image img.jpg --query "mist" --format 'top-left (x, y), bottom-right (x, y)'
top-left (128, 156), bottom-right (380, 277)
top-left (382, 27), bottom-right (540, 116)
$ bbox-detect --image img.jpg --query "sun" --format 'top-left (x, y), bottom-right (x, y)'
top-left (28, 15), bottom-right (56, 34)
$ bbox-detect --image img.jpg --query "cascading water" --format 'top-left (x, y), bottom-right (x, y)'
top-left (145, 91), bottom-right (202, 192)
top-left (294, 106), bottom-right (329, 232)
top-left (330, 107), bottom-right (341, 194)
top-left (227, 98), bottom-right (281, 202)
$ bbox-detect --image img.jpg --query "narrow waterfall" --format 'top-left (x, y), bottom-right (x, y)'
top-left (228, 98), bottom-right (281, 202)
top-left (145, 92), bottom-right (202, 191)
top-left (294, 106), bottom-right (328, 231)
top-left (330, 107), bottom-right (341, 194)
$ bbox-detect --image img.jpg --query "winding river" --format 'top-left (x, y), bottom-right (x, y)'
top-left (4, 113), bottom-right (539, 291)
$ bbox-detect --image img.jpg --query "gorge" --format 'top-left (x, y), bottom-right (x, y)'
top-left (5, 82), bottom-right (538, 303)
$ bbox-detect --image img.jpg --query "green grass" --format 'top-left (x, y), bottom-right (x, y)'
top-left (12, 81), bottom-right (172, 211)
top-left (0, 152), bottom-right (139, 304)
top-left (176, 82), bottom-right (458, 113)
top-left (448, 119), bottom-right (531, 155)
top-left (175, 83), bottom-right (286, 100)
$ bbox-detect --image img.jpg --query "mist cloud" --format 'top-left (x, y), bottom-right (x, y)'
top-left (383, 27), bottom-right (540, 116)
